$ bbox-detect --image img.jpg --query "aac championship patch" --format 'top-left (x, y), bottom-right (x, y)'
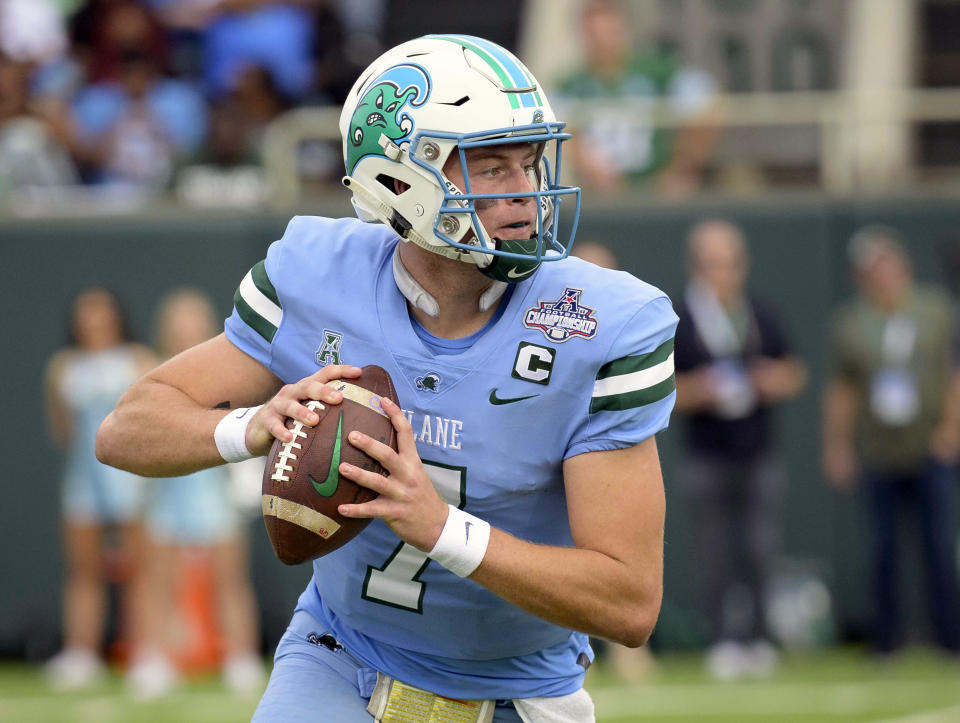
top-left (523, 287), bottom-right (598, 343)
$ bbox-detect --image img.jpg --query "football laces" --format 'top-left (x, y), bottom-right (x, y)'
top-left (271, 401), bottom-right (324, 483)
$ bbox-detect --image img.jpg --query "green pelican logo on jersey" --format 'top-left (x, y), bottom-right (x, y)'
top-left (346, 64), bottom-right (431, 174)
top-left (310, 412), bottom-right (342, 497)
top-left (415, 372), bottom-right (441, 393)
top-left (315, 329), bottom-right (343, 366)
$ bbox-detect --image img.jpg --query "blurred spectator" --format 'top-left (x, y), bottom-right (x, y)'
top-left (0, 51), bottom-right (79, 198)
top-left (554, 0), bottom-right (719, 196)
top-left (70, 0), bottom-right (169, 84)
top-left (822, 226), bottom-right (960, 656)
top-left (43, 287), bottom-right (156, 690)
top-left (227, 63), bottom-right (289, 149)
top-left (68, 41), bottom-right (207, 188)
top-left (127, 289), bottom-right (264, 699)
top-left (158, 0), bottom-right (319, 99)
top-left (175, 65), bottom-right (287, 207)
top-left (673, 219), bottom-right (806, 679)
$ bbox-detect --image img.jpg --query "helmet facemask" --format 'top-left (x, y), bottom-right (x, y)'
top-left (417, 129), bottom-right (579, 282)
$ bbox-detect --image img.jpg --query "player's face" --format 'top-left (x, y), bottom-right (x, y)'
top-left (443, 143), bottom-right (539, 242)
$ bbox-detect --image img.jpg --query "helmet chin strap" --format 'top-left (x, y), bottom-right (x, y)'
top-left (392, 247), bottom-right (507, 318)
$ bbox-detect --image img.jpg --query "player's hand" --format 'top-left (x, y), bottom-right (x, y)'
top-left (337, 398), bottom-right (449, 552)
top-left (243, 365), bottom-right (363, 455)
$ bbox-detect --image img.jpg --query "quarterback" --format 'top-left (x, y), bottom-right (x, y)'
top-left (97, 35), bottom-right (677, 722)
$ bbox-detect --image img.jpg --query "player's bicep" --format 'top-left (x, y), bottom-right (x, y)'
top-left (146, 332), bottom-right (283, 409)
top-left (563, 436), bottom-right (665, 571)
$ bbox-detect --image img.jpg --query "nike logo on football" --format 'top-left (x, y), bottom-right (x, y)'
top-left (310, 411), bottom-right (342, 497)
top-left (488, 388), bottom-right (539, 405)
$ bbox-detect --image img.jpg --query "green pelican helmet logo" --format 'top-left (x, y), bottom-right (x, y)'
top-left (346, 63), bottom-right (431, 175)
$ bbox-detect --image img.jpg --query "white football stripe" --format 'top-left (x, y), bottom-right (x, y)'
top-left (261, 494), bottom-right (341, 538)
top-left (592, 352), bottom-right (675, 399)
top-left (239, 269), bottom-right (282, 328)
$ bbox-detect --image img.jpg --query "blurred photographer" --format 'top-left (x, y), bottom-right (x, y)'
top-left (674, 219), bottom-right (806, 679)
top-left (822, 226), bottom-right (960, 656)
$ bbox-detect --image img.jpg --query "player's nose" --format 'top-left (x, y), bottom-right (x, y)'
top-left (504, 165), bottom-right (536, 200)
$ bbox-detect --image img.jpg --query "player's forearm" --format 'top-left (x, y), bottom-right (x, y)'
top-left (96, 378), bottom-right (229, 477)
top-left (471, 530), bottom-right (662, 647)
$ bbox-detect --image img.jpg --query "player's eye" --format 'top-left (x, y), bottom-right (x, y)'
top-left (470, 163), bottom-right (498, 178)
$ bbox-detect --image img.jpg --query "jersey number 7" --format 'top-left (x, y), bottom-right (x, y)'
top-left (361, 460), bottom-right (467, 612)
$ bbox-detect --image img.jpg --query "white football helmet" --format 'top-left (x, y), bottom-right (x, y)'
top-left (339, 34), bottom-right (581, 282)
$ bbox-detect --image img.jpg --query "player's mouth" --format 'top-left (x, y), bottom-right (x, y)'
top-left (496, 220), bottom-right (534, 240)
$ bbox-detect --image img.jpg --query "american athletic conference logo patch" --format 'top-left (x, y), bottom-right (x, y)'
top-left (523, 287), bottom-right (598, 343)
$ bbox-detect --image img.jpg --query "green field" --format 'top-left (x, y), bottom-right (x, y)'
top-left (2, 648), bottom-right (958, 722)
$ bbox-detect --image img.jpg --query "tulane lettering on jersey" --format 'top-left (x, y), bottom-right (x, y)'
top-left (403, 409), bottom-right (463, 449)
top-left (223, 215), bottom-right (678, 700)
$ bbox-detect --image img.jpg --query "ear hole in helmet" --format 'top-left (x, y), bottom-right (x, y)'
top-left (376, 174), bottom-right (410, 195)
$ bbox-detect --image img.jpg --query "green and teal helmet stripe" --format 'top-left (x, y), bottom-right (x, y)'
top-left (426, 34), bottom-right (543, 109)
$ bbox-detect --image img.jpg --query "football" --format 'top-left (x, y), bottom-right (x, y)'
top-left (261, 365), bottom-right (400, 565)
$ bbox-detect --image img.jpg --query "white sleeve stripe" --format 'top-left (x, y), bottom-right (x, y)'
top-left (238, 269), bottom-right (283, 328)
top-left (592, 352), bottom-right (675, 398)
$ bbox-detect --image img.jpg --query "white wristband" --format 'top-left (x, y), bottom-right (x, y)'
top-left (214, 405), bottom-right (262, 463)
top-left (427, 504), bottom-right (491, 578)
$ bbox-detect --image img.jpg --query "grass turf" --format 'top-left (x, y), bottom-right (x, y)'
top-left (1, 647), bottom-right (958, 722)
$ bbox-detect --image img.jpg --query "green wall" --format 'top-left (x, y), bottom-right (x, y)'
top-left (2, 195), bottom-right (958, 657)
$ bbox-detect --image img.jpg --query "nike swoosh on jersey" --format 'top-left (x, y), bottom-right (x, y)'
top-left (310, 411), bottom-right (342, 497)
top-left (506, 267), bottom-right (531, 279)
top-left (488, 388), bottom-right (539, 405)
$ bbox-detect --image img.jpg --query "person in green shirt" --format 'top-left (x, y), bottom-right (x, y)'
top-left (822, 226), bottom-right (960, 655)
top-left (554, 0), bottom-right (719, 196)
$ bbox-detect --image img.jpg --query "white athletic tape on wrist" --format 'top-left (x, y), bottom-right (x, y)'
top-left (427, 504), bottom-right (490, 578)
top-left (214, 405), bottom-right (263, 463)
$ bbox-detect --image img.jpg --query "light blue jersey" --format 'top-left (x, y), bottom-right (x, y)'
top-left (59, 346), bottom-right (145, 523)
top-left (226, 216), bottom-right (677, 699)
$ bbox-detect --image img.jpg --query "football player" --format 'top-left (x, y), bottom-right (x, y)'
top-left (97, 35), bottom-right (677, 722)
